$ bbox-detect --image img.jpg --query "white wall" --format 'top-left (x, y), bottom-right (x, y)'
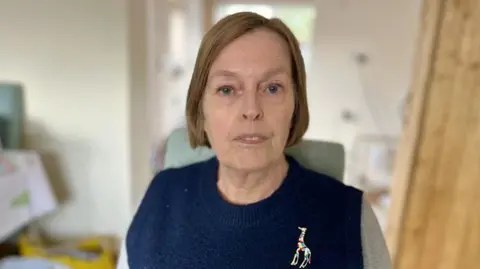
top-left (306, 0), bottom-right (421, 151)
top-left (0, 0), bottom-right (138, 238)
top-left (0, 0), bottom-right (195, 240)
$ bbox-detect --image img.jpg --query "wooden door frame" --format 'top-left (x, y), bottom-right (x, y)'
top-left (385, 0), bottom-right (445, 263)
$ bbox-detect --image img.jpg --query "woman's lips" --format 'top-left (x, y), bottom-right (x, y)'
top-left (234, 134), bottom-right (268, 145)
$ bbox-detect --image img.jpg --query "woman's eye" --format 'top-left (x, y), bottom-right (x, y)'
top-left (218, 87), bottom-right (233, 96)
top-left (266, 84), bottom-right (281, 94)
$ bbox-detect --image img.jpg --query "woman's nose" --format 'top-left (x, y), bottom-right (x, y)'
top-left (241, 90), bottom-right (263, 121)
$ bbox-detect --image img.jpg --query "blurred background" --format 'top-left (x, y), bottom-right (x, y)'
top-left (0, 0), bottom-right (478, 268)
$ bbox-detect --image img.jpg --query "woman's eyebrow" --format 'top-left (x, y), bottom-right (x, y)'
top-left (209, 67), bottom-right (290, 80)
top-left (262, 67), bottom-right (290, 79)
top-left (209, 69), bottom-right (239, 79)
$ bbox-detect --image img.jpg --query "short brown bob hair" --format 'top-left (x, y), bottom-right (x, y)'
top-left (185, 12), bottom-right (309, 148)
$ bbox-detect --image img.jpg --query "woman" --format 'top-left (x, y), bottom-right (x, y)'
top-left (118, 12), bottom-right (391, 269)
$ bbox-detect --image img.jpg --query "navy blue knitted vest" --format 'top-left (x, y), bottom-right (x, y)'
top-left (126, 156), bottom-right (364, 269)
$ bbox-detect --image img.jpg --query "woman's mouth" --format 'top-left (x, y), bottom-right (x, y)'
top-left (234, 134), bottom-right (269, 145)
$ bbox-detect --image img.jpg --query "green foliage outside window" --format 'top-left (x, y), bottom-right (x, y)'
top-left (215, 4), bottom-right (316, 43)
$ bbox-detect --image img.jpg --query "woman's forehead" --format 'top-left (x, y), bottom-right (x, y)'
top-left (209, 29), bottom-right (291, 77)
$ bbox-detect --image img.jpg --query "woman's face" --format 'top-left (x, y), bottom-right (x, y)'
top-left (202, 28), bottom-right (295, 171)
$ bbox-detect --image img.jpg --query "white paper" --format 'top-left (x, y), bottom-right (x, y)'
top-left (0, 151), bottom-right (57, 243)
top-left (0, 171), bottom-right (30, 243)
top-left (23, 153), bottom-right (57, 218)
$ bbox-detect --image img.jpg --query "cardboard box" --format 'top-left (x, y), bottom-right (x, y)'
top-left (18, 234), bottom-right (115, 269)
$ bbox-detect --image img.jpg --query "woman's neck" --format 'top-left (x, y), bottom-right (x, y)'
top-left (217, 156), bottom-right (289, 205)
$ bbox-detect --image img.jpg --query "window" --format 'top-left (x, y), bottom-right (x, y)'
top-left (214, 3), bottom-right (316, 68)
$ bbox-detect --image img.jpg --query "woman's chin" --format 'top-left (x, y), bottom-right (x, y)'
top-left (222, 149), bottom-right (283, 171)
top-left (234, 159), bottom-right (270, 172)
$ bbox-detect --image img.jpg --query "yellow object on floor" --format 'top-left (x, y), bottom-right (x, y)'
top-left (18, 234), bottom-right (115, 269)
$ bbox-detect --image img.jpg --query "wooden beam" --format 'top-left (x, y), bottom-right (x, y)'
top-left (385, 0), bottom-right (444, 260)
top-left (387, 0), bottom-right (480, 268)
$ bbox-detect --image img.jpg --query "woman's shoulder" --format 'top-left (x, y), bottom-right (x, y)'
top-left (129, 160), bottom-right (211, 229)
top-left (147, 159), bottom-right (211, 192)
top-left (286, 155), bottom-right (357, 192)
top-left (295, 164), bottom-right (363, 202)
top-left (135, 159), bottom-right (213, 208)
top-left (154, 160), bottom-right (206, 180)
